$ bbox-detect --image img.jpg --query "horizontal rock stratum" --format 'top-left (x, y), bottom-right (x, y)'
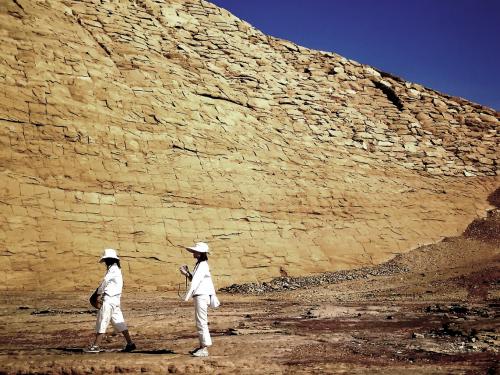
top-left (0, 0), bottom-right (498, 291)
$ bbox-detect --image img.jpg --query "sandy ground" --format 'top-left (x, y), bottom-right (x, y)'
top-left (0, 213), bottom-right (498, 374)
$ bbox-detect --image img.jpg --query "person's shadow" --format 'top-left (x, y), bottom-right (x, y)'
top-left (129, 349), bottom-right (175, 354)
top-left (57, 348), bottom-right (175, 354)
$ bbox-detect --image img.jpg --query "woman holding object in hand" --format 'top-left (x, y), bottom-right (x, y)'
top-left (179, 242), bottom-right (219, 357)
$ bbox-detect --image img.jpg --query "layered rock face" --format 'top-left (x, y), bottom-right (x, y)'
top-left (0, 0), bottom-right (498, 291)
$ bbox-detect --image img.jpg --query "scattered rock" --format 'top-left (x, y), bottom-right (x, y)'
top-left (221, 258), bottom-right (409, 294)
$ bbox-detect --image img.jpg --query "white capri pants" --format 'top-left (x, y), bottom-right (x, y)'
top-left (194, 295), bottom-right (212, 347)
top-left (96, 297), bottom-right (128, 334)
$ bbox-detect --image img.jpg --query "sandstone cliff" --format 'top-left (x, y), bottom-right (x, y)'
top-left (0, 0), bottom-right (498, 291)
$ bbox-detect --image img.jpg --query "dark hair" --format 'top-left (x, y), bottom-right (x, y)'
top-left (104, 258), bottom-right (121, 268)
top-left (196, 252), bottom-right (208, 264)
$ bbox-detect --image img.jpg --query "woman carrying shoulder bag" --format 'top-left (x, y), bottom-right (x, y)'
top-left (85, 248), bottom-right (136, 353)
top-left (179, 242), bottom-right (219, 357)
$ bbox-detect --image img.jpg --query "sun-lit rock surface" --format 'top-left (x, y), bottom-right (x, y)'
top-left (0, 0), bottom-right (498, 291)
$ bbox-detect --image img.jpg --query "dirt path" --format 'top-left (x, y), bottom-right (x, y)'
top-left (0, 284), bottom-right (497, 373)
top-left (0, 212), bottom-right (498, 374)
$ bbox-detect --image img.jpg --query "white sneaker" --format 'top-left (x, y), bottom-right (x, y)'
top-left (191, 347), bottom-right (208, 357)
top-left (84, 345), bottom-right (101, 353)
top-left (189, 347), bottom-right (201, 354)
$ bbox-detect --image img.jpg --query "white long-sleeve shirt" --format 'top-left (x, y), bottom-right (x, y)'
top-left (184, 261), bottom-right (216, 301)
top-left (97, 264), bottom-right (123, 299)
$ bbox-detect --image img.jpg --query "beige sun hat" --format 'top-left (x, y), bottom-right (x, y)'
top-left (185, 242), bottom-right (209, 254)
top-left (99, 248), bottom-right (120, 262)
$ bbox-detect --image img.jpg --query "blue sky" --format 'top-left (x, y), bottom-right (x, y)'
top-left (210, 0), bottom-right (500, 111)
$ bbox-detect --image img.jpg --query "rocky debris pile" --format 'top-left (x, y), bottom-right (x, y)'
top-left (464, 208), bottom-right (500, 244)
top-left (429, 321), bottom-right (499, 353)
top-left (424, 303), bottom-right (491, 317)
top-left (220, 258), bottom-right (409, 294)
top-left (415, 303), bottom-right (500, 353)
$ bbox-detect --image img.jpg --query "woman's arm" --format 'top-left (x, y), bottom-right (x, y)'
top-left (183, 262), bottom-right (208, 301)
top-left (96, 277), bottom-right (106, 295)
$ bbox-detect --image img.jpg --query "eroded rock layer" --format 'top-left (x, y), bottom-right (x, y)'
top-left (0, 0), bottom-right (498, 291)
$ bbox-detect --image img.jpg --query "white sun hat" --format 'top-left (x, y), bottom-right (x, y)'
top-left (99, 248), bottom-right (120, 262)
top-left (185, 242), bottom-right (209, 254)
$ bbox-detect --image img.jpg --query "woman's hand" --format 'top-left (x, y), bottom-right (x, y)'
top-left (95, 294), bottom-right (103, 309)
top-left (179, 265), bottom-right (189, 276)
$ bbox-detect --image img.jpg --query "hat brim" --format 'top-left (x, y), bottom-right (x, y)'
top-left (99, 256), bottom-right (120, 262)
top-left (185, 247), bottom-right (209, 254)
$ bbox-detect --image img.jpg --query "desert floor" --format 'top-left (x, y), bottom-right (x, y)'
top-left (0, 214), bottom-right (498, 374)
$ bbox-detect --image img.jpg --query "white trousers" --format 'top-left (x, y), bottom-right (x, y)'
top-left (194, 295), bottom-right (212, 347)
top-left (96, 297), bottom-right (127, 334)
